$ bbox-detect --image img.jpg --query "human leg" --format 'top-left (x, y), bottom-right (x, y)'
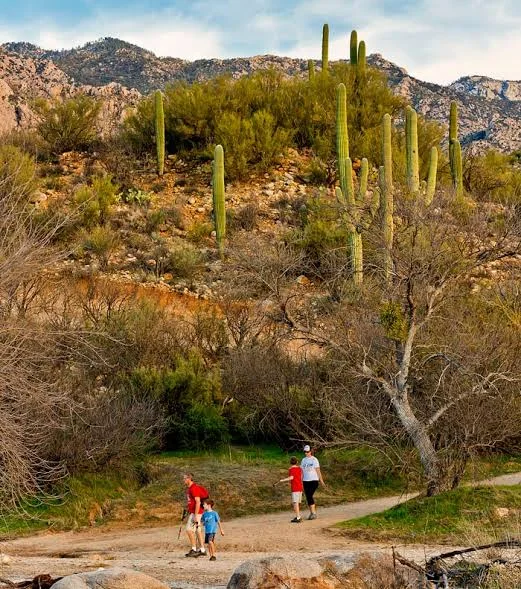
top-left (185, 515), bottom-right (198, 556)
top-left (291, 491), bottom-right (302, 522)
top-left (303, 481), bottom-right (319, 518)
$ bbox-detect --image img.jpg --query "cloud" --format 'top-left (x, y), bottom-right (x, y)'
top-left (2, 0), bottom-right (521, 84)
top-left (0, 8), bottom-right (224, 60)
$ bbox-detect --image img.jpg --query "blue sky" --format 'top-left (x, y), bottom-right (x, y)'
top-left (1, 0), bottom-right (521, 84)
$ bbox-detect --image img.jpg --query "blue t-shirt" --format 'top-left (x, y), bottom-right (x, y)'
top-left (201, 510), bottom-right (220, 533)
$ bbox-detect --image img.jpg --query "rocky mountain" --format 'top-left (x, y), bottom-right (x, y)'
top-left (0, 43), bottom-right (141, 135)
top-left (2, 37), bottom-right (521, 153)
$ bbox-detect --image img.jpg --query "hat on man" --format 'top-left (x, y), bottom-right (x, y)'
top-left (303, 444), bottom-right (311, 452)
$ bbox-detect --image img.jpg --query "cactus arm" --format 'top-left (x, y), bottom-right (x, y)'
top-left (154, 90), bottom-right (165, 176)
top-left (357, 157), bottom-right (368, 205)
top-left (381, 116), bottom-right (394, 285)
top-left (212, 144), bottom-right (226, 257)
top-left (449, 101), bottom-right (458, 180)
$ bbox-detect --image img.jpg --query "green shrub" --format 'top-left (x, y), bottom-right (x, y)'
top-left (122, 354), bottom-right (227, 449)
top-left (0, 144), bottom-right (37, 203)
top-left (74, 174), bottom-right (119, 227)
top-left (187, 221), bottom-right (213, 244)
top-left (145, 209), bottom-right (166, 235)
top-left (166, 241), bottom-right (204, 280)
top-left (34, 94), bottom-right (102, 154)
top-left (81, 225), bottom-right (120, 269)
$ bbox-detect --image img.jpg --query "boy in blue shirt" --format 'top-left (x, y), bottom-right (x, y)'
top-left (201, 499), bottom-right (224, 561)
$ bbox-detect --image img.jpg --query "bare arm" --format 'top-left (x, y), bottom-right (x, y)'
top-left (194, 497), bottom-right (201, 522)
top-left (218, 520), bottom-right (224, 536)
top-left (316, 467), bottom-right (326, 486)
top-left (274, 475), bottom-right (294, 485)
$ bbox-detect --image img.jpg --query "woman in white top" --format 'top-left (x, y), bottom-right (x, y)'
top-left (300, 444), bottom-right (325, 519)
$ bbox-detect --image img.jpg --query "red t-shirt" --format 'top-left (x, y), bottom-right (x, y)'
top-left (289, 465), bottom-right (303, 492)
top-left (186, 483), bottom-right (206, 514)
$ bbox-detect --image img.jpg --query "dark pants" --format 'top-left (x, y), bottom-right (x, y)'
top-left (303, 480), bottom-right (319, 506)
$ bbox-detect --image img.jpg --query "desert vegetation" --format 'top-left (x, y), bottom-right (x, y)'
top-left (0, 25), bottom-right (520, 536)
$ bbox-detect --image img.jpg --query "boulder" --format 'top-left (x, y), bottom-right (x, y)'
top-left (51, 567), bottom-right (170, 589)
top-left (226, 555), bottom-right (357, 589)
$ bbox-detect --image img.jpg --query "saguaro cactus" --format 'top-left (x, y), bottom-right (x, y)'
top-left (357, 40), bottom-right (366, 73)
top-left (212, 144), bottom-right (226, 257)
top-left (336, 83), bottom-right (349, 196)
top-left (154, 90), bottom-right (165, 176)
top-left (336, 84), bottom-right (378, 285)
top-left (425, 147), bottom-right (438, 206)
top-left (381, 113), bottom-right (394, 285)
top-left (452, 139), bottom-right (464, 201)
top-left (308, 59), bottom-right (315, 81)
top-left (405, 106), bottom-right (420, 194)
top-left (322, 24), bottom-right (329, 73)
top-left (449, 101), bottom-right (458, 176)
top-left (350, 30), bottom-right (358, 65)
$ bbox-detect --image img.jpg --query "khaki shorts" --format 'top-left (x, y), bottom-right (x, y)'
top-left (185, 513), bottom-right (202, 532)
top-left (291, 491), bottom-right (302, 504)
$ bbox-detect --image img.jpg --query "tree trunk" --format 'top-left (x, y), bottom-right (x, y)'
top-left (391, 395), bottom-right (444, 496)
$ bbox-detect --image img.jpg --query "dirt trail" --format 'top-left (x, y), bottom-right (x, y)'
top-left (1, 472), bottom-right (520, 588)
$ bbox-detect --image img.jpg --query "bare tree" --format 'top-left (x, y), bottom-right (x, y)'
top-left (226, 193), bottom-right (521, 495)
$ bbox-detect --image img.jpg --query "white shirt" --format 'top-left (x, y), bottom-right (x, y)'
top-left (300, 456), bottom-right (320, 482)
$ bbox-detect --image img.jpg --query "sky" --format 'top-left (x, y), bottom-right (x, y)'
top-left (1, 0), bottom-right (521, 85)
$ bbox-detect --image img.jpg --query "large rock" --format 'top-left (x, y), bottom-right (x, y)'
top-left (226, 555), bottom-right (357, 589)
top-left (51, 567), bottom-right (170, 589)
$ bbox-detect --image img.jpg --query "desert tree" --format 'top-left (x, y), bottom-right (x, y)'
top-left (225, 193), bottom-right (521, 495)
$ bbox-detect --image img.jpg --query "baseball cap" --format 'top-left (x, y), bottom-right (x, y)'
top-left (303, 444), bottom-right (311, 452)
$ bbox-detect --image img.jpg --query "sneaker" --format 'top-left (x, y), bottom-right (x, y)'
top-left (185, 549), bottom-right (198, 557)
top-left (291, 517), bottom-right (302, 523)
top-left (194, 550), bottom-right (206, 557)
top-left (209, 556), bottom-right (217, 561)
top-left (308, 513), bottom-right (317, 520)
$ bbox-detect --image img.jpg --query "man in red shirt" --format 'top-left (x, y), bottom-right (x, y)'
top-left (273, 456), bottom-right (304, 522)
top-left (183, 473), bottom-right (207, 557)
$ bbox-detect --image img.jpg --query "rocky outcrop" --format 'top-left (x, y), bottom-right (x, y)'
top-left (51, 567), bottom-right (169, 589)
top-left (0, 47), bottom-right (140, 135)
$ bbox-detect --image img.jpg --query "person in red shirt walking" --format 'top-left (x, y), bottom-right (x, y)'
top-left (273, 456), bottom-right (304, 523)
top-left (183, 473), bottom-right (209, 557)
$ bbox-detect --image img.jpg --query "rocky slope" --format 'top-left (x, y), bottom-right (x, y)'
top-left (0, 44), bottom-right (141, 135)
top-left (3, 37), bottom-right (521, 152)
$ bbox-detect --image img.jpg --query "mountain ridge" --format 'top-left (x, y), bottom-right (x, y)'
top-left (2, 37), bottom-right (521, 153)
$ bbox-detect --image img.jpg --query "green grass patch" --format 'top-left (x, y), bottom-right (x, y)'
top-left (336, 485), bottom-right (521, 544)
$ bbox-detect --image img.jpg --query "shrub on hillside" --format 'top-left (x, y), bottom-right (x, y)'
top-left (34, 94), bottom-right (102, 155)
top-left (0, 144), bottom-right (38, 204)
top-left (74, 174), bottom-right (119, 227)
top-left (81, 225), bottom-right (120, 269)
top-left (121, 66), bottom-right (408, 180)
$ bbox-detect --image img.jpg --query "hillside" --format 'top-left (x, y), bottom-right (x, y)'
top-left (3, 37), bottom-right (521, 152)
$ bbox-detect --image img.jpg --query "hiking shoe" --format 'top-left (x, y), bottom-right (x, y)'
top-left (209, 556), bottom-right (217, 561)
top-left (308, 513), bottom-right (317, 520)
top-left (185, 549), bottom-right (198, 557)
top-left (291, 517), bottom-right (302, 523)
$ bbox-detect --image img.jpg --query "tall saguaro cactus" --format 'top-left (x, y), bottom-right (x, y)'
top-left (322, 24), bottom-right (329, 73)
top-left (154, 90), bottom-right (165, 176)
top-left (381, 113), bottom-right (394, 285)
top-left (350, 30), bottom-right (358, 65)
top-left (357, 40), bottom-right (366, 73)
top-left (425, 147), bottom-right (438, 206)
top-left (452, 139), bottom-right (464, 201)
top-left (336, 84), bottom-right (378, 285)
top-left (405, 106), bottom-right (420, 194)
top-left (448, 101), bottom-right (464, 201)
top-left (212, 145), bottom-right (226, 258)
top-left (308, 59), bottom-right (315, 81)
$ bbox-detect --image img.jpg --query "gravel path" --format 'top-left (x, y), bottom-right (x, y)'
top-left (1, 472), bottom-right (520, 588)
